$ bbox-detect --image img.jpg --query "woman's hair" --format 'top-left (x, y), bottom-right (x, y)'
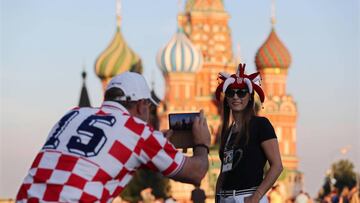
top-left (104, 87), bottom-right (137, 109)
top-left (219, 92), bottom-right (255, 154)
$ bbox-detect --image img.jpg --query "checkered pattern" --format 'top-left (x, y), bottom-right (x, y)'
top-left (16, 101), bottom-right (185, 203)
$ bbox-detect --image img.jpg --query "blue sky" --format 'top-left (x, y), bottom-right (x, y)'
top-left (1, 0), bottom-right (359, 198)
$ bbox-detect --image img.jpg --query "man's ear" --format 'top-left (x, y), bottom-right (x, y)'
top-left (135, 101), bottom-right (143, 115)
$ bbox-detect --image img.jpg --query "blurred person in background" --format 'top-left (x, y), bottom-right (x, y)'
top-left (348, 185), bottom-right (359, 203)
top-left (268, 185), bottom-right (283, 203)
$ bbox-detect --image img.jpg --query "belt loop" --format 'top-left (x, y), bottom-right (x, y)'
top-left (233, 190), bottom-right (235, 197)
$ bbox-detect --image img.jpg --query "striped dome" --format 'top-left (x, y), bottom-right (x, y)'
top-left (255, 28), bottom-right (291, 70)
top-left (156, 29), bottom-right (203, 73)
top-left (95, 27), bottom-right (142, 80)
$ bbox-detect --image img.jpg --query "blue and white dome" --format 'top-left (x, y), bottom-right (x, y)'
top-left (157, 28), bottom-right (203, 73)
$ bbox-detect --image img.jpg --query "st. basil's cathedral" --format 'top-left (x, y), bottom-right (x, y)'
top-left (78, 0), bottom-right (303, 202)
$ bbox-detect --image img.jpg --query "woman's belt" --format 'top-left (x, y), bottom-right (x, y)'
top-left (217, 187), bottom-right (258, 198)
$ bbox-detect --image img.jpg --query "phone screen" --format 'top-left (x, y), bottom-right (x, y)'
top-left (168, 113), bottom-right (199, 131)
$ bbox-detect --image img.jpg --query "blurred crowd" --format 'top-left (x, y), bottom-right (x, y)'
top-left (111, 185), bottom-right (360, 203)
top-left (318, 186), bottom-right (359, 203)
top-left (267, 185), bottom-right (312, 203)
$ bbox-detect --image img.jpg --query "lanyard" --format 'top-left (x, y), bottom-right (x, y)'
top-left (224, 122), bottom-right (236, 150)
top-left (222, 122), bottom-right (237, 173)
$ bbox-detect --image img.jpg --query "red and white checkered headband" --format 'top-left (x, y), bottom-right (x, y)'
top-left (215, 63), bottom-right (265, 103)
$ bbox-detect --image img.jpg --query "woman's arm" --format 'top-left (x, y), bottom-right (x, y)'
top-left (245, 138), bottom-right (283, 202)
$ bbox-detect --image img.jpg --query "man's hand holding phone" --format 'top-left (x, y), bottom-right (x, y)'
top-left (168, 110), bottom-right (210, 149)
top-left (192, 110), bottom-right (211, 148)
top-left (167, 110), bottom-right (210, 186)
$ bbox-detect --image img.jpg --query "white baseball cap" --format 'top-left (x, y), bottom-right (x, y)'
top-left (106, 71), bottom-right (158, 106)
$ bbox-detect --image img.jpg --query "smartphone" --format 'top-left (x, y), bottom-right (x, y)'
top-left (168, 112), bottom-right (200, 149)
top-left (168, 113), bottom-right (200, 131)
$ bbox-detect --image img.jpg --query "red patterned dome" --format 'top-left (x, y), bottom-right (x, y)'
top-left (255, 28), bottom-right (291, 70)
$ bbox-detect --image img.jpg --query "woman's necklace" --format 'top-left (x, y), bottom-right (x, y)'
top-left (233, 121), bottom-right (241, 133)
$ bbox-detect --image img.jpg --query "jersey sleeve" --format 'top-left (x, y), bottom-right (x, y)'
top-left (139, 129), bottom-right (185, 177)
top-left (258, 117), bottom-right (277, 143)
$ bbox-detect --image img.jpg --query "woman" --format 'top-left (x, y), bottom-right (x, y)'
top-left (215, 64), bottom-right (283, 203)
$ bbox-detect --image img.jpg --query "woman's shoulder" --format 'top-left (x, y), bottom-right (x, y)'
top-left (251, 116), bottom-right (271, 125)
top-left (251, 116), bottom-right (277, 141)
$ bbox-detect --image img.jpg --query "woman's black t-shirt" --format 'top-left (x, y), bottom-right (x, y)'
top-left (220, 116), bottom-right (277, 190)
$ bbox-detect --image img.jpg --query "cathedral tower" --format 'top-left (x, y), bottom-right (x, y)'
top-left (156, 0), bottom-right (238, 200)
top-left (176, 0), bottom-right (237, 143)
top-left (78, 68), bottom-right (91, 107)
top-left (156, 16), bottom-right (204, 202)
top-left (255, 1), bottom-right (300, 197)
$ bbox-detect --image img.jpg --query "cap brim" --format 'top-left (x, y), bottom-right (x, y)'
top-left (149, 98), bottom-right (159, 106)
top-left (150, 90), bottom-right (161, 106)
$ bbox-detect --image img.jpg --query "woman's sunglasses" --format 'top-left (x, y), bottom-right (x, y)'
top-left (225, 88), bottom-right (249, 98)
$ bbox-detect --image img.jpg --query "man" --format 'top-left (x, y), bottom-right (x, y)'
top-left (16, 71), bottom-right (210, 202)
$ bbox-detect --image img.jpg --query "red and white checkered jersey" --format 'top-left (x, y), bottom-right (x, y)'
top-left (16, 101), bottom-right (185, 203)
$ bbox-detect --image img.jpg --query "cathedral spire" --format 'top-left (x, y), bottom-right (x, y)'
top-left (78, 65), bottom-right (91, 107)
top-left (271, 0), bottom-right (276, 26)
top-left (95, 0), bottom-right (143, 90)
top-left (255, 0), bottom-right (291, 96)
top-left (177, 0), bottom-right (183, 13)
top-left (177, 0), bottom-right (185, 30)
top-left (116, 0), bottom-right (122, 28)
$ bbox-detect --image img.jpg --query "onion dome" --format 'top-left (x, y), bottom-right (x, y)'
top-left (95, 27), bottom-right (142, 78)
top-left (185, 0), bottom-right (225, 12)
top-left (255, 28), bottom-right (291, 70)
top-left (156, 28), bottom-right (203, 74)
